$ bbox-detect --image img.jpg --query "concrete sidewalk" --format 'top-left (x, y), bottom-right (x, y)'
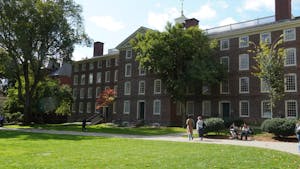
top-left (1, 127), bottom-right (299, 155)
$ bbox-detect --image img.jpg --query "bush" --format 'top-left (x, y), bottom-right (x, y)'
top-left (223, 118), bottom-right (244, 128)
top-left (4, 111), bottom-right (23, 123)
top-left (261, 118), bottom-right (297, 137)
top-left (204, 118), bottom-right (225, 134)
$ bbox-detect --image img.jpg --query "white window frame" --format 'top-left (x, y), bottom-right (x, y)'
top-left (79, 102), bottom-right (84, 113)
top-left (96, 87), bottom-right (101, 98)
top-left (114, 85), bottom-right (118, 97)
top-left (186, 101), bottom-right (194, 115)
top-left (284, 48), bottom-right (296, 67)
top-left (220, 56), bottom-right (229, 72)
top-left (239, 54), bottom-right (249, 70)
top-left (153, 99), bottom-right (161, 115)
top-left (220, 39), bottom-right (229, 51)
top-left (89, 73), bottom-right (93, 84)
top-left (96, 72), bottom-right (102, 83)
top-left (124, 81), bottom-right (131, 95)
top-left (239, 36), bottom-right (249, 48)
top-left (139, 66), bottom-right (146, 76)
top-left (123, 100), bottom-right (130, 114)
top-left (72, 103), bottom-right (76, 112)
top-left (114, 70), bottom-right (118, 82)
top-left (220, 79), bottom-right (229, 94)
top-left (72, 89), bottom-right (77, 99)
top-left (80, 88), bottom-right (85, 98)
top-left (125, 63), bottom-right (132, 77)
top-left (115, 58), bottom-right (119, 66)
top-left (89, 62), bottom-right (94, 70)
top-left (284, 73), bottom-right (297, 92)
top-left (260, 78), bottom-right (270, 93)
top-left (260, 32), bottom-right (271, 44)
top-left (80, 74), bottom-right (86, 85)
top-left (105, 71), bottom-right (110, 82)
top-left (138, 80), bottom-right (145, 95)
top-left (126, 49), bottom-right (132, 59)
top-left (154, 79), bottom-right (161, 94)
top-left (284, 28), bottom-right (296, 42)
top-left (202, 101), bottom-right (211, 116)
top-left (81, 63), bottom-right (86, 71)
top-left (239, 100), bottom-right (249, 117)
top-left (73, 75), bottom-right (78, 85)
top-left (261, 100), bottom-right (272, 118)
top-left (239, 77), bottom-right (249, 93)
top-left (106, 59), bottom-right (111, 68)
top-left (87, 102), bottom-right (92, 113)
top-left (88, 87), bottom-right (92, 98)
top-left (285, 100), bottom-right (298, 118)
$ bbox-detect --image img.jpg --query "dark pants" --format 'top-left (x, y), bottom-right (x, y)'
top-left (241, 131), bottom-right (248, 140)
top-left (0, 120), bottom-right (3, 127)
top-left (198, 128), bottom-right (204, 139)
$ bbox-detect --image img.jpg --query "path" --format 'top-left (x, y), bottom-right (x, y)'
top-left (1, 127), bottom-right (299, 155)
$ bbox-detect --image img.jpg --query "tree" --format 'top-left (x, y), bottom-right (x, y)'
top-left (131, 23), bottom-right (224, 124)
top-left (96, 88), bottom-right (116, 110)
top-left (251, 36), bottom-right (285, 113)
top-left (0, 0), bottom-right (90, 123)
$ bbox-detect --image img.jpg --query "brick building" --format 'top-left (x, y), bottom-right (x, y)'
top-left (70, 0), bottom-right (300, 125)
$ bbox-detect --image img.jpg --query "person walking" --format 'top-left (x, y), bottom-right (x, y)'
top-left (196, 116), bottom-right (205, 141)
top-left (295, 120), bottom-right (300, 153)
top-left (186, 115), bottom-right (194, 141)
top-left (0, 114), bottom-right (4, 127)
top-left (82, 118), bottom-right (87, 132)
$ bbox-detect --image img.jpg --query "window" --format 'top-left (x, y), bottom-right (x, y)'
top-left (113, 102), bottom-right (116, 114)
top-left (72, 104), bottom-right (76, 112)
top-left (239, 77), bottom-right (249, 93)
top-left (124, 81), bottom-right (131, 95)
top-left (123, 100), bottom-right (130, 114)
top-left (89, 73), bottom-right (93, 84)
top-left (80, 88), bottom-right (85, 98)
top-left (73, 75), bottom-right (78, 85)
top-left (87, 102), bottom-right (91, 113)
top-left (115, 58), bottom-right (119, 66)
top-left (239, 54), bottom-right (249, 70)
top-left (261, 100), bottom-right (272, 118)
top-left (261, 78), bottom-right (270, 93)
top-left (153, 100), bottom-right (161, 115)
top-left (220, 79), bottom-right (229, 94)
top-left (139, 66), bottom-right (146, 76)
top-left (74, 64), bottom-right (79, 72)
top-left (106, 59), bottom-right (111, 68)
top-left (202, 101), bottom-right (211, 116)
top-left (202, 85), bottom-right (211, 95)
top-left (138, 81), bottom-right (145, 95)
top-left (105, 71), bottom-right (110, 82)
top-left (285, 48), bottom-right (296, 66)
top-left (96, 72), bottom-right (102, 83)
top-left (285, 74), bottom-right (297, 92)
top-left (79, 102), bottom-right (84, 113)
top-left (72, 89), bottom-right (78, 98)
top-left (260, 32), bottom-right (271, 44)
top-left (239, 101), bottom-right (249, 117)
top-left (88, 87), bottom-right (92, 98)
top-left (81, 63), bottom-right (86, 71)
top-left (89, 62), bottom-right (94, 70)
top-left (114, 85), bottom-right (118, 97)
top-left (220, 56), bottom-right (229, 72)
top-left (220, 39), bottom-right (229, 50)
top-left (285, 100), bottom-right (297, 118)
top-left (176, 102), bottom-right (184, 116)
top-left (96, 87), bottom-right (101, 98)
top-left (154, 79), bottom-right (161, 94)
top-left (239, 36), bottom-right (249, 48)
top-left (80, 74), bottom-right (86, 85)
top-left (126, 49), bottom-right (132, 59)
top-left (125, 63), bottom-right (132, 77)
top-left (187, 101), bottom-right (194, 115)
top-left (284, 28), bottom-right (296, 41)
top-left (98, 60), bottom-right (102, 68)
top-left (114, 70), bottom-right (118, 82)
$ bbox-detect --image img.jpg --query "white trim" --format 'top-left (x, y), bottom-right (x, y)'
top-left (239, 36), bottom-right (249, 48)
top-left (105, 71), bottom-right (110, 82)
top-left (284, 48), bottom-right (297, 67)
top-left (260, 32), bottom-right (271, 44)
top-left (283, 28), bottom-right (296, 42)
top-left (125, 49), bottom-right (132, 59)
top-left (285, 100), bottom-right (298, 118)
top-left (124, 81), bottom-right (131, 95)
top-left (239, 54), bottom-right (249, 71)
top-left (219, 101), bottom-right (231, 117)
top-left (239, 100), bottom-right (250, 117)
top-left (123, 100), bottom-right (130, 114)
top-left (154, 79), bottom-right (161, 94)
top-left (284, 73), bottom-right (297, 92)
top-left (260, 78), bottom-right (270, 93)
top-left (220, 56), bottom-right (229, 72)
top-left (153, 99), bottom-right (161, 115)
top-left (202, 100), bottom-right (211, 116)
top-left (125, 63), bottom-right (132, 77)
top-left (239, 77), bottom-right (249, 94)
top-left (114, 70), bottom-right (118, 82)
top-left (137, 100), bottom-right (146, 119)
top-left (220, 39), bottom-right (229, 51)
top-left (73, 75), bottom-right (78, 85)
top-left (186, 101), bottom-right (194, 115)
top-left (261, 100), bottom-right (272, 118)
top-left (96, 72), bottom-right (102, 83)
top-left (138, 80), bottom-right (146, 95)
top-left (220, 79), bottom-right (229, 94)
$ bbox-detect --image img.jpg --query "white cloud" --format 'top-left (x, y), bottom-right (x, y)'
top-left (243, 0), bottom-right (274, 11)
top-left (217, 1), bottom-right (229, 9)
top-left (147, 8), bottom-right (180, 31)
top-left (190, 4), bottom-right (217, 20)
top-left (155, 2), bottom-right (161, 8)
top-left (89, 16), bottom-right (125, 32)
top-left (219, 17), bottom-right (237, 26)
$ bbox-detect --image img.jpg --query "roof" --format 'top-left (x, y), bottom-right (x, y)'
top-left (115, 26), bottom-right (150, 49)
top-left (50, 62), bottom-right (72, 77)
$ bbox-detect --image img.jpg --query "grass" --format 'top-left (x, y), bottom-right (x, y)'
top-left (0, 130), bottom-right (299, 169)
top-left (5, 123), bottom-right (186, 135)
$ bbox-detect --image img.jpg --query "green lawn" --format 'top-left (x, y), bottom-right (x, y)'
top-left (0, 131), bottom-right (299, 169)
top-left (5, 123), bottom-right (186, 135)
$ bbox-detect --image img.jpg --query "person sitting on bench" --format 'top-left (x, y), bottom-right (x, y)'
top-left (229, 123), bottom-right (238, 139)
top-left (240, 123), bottom-right (250, 140)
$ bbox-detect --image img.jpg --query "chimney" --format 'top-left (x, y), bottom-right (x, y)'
top-left (275, 0), bottom-right (292, 21)
top-left (93, 41), bottom-right (104, 56)
top-left (184, 18), bottom-right (199, 28)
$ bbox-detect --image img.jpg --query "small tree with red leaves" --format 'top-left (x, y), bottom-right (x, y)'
top-left (95, 88), bottom-right (116, 110)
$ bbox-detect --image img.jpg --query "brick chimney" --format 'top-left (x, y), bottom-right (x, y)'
top-left (184, 18), bottom-right (199, 28)
top-left (93, 41), bottom-right (104, 56)
top-left (275, 0), bottom-right (292, 21)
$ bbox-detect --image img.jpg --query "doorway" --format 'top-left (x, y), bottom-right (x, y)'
top-left (220, 102), bottom-right (230, 118)
top-left (137, 101), bottom-right (145, 120)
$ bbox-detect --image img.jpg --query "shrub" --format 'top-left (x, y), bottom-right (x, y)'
top-left (223, 118), bottom-right (244, 128)
top-left (261, 118), bottom-right (297, 137)
top-left (4, 111), bottom-right (23, 123)
top-left (204, 118), bottom-right (225, 134)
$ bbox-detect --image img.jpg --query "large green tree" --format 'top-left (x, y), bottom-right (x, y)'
top-left (132, 23), bottom-right (224, 123)
top-left (251, 37), bottom-right (285, 113)
top-left (0, 0), bottom-right (90, 123)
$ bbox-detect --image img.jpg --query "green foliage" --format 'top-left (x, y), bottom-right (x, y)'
top-left (261, 118), bottom-right (297, 137)
top-left (223, 117), bottom-right (244, 128)
top-left (204, 118), bottom-right (225, 133)
top-left (251, 37), bottom-right (285, 109)
top-left (4, 112), bottom-right (23, 124)
top-left (132, 23), bottom-right (224, 102)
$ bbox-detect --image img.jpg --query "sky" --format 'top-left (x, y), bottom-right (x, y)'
top-left (73, 0), bottom-right (300, 61)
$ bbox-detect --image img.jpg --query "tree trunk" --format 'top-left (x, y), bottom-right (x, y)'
top-left (23, 63), bottom-right (32, 124)
top-left (181, 101), bottom-right (187, 128)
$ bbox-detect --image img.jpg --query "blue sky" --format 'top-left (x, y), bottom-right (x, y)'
top-left (73, 0), bottom-right (300, 61)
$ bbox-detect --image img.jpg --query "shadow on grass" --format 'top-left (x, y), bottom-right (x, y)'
top-left (0, 130), bottom-right (106, 141)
